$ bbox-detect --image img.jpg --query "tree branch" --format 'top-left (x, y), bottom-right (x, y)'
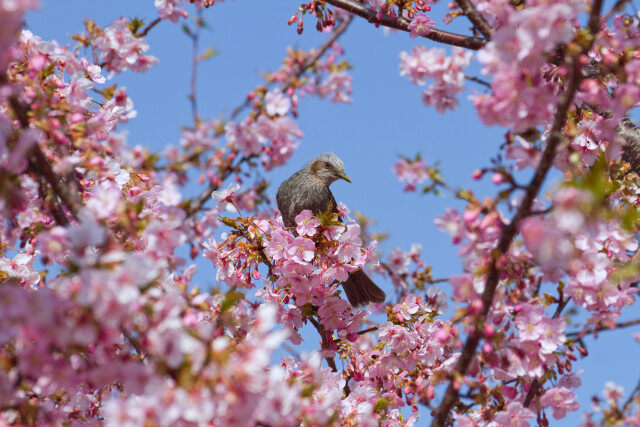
top-left (137, 17), bottom-right (162, 37)
top-left (324, 0), bottom-right (487, 50)
top-left (566, 318), bottom-right (640, 338)
top-left (430, 1), bottom-right (603, 424)
top-left (230, 16), bottom-right (354, 121)
top-left (7, 95), bottom-right (82, 221)
top-left (464, 74), bottom-right (491, 88)
top-left (188, 10), bottom-right (203, 124)
top-left (603, 0), bottom-right (631, 22)
top-left (308, 316), bottom-right (338, 372)
top-left (455, 0), bottom-right (493, 39)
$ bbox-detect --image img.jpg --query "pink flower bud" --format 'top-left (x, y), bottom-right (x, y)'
top-left (462, 208), bottom-right (479, 223)
top-left (483, 324), bottom-right (494, 338)
top-left (288, 14), bottom-right (298, 25)
top-left (426, 385), bottom-right (435, 400)
top-left (472, 169), bottom-right (482, 180)
top-left (434, 328), bottom-right (449, 343)
top-left (129, 186), bottom-right (142, 197)
top-left (482, 342), bottom-right (491, 353)
top-left (491, 173), bottom-right (503, 184)
top-left (88, 156), bottom-right (104, 167)
top-left (469, 298), bottom-right (483, 313)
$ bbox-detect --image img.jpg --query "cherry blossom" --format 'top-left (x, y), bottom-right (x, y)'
top-left (1, 0), bottom-right (640, 425)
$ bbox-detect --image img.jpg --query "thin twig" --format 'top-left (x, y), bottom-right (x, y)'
top-left (464, 74), bottom-right (491, 88)
top-left (137, 17), bottom-right (162, 37)
top-left (325, 0), bottom-right (486, 50)
top-left (188, 11), bottom-right (203, 124)
top-left (455, 0), bottom-right (493, 39)
top-left (603, 0), bottom-right (631, 22)
top-left (187, 155), bottom-right (252, 217)
top-left (308, 316), bottom-right (338, 372)
top-left (566, 318), bottom-right (640, 338)
top-left (622, 377), bottom-right (640, 412)
top-left (230, 16), bottom-right (354, 121)
top-left (431, 2), bottom-right (604, 425)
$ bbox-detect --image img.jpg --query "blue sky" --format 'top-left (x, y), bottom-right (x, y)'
top-left (25, 1), bottom-right (640, 424)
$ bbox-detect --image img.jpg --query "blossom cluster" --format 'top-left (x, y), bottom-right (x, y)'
top-left (1, 0), bottom-right (640, 426)
top-left (399, 46), bottom-right (473, 112)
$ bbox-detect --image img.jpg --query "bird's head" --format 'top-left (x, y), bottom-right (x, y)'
top-left (308, 152), bottom-right (351, 185)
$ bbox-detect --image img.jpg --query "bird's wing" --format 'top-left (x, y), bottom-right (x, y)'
top-left (329, 191), bottom-right (343, 223)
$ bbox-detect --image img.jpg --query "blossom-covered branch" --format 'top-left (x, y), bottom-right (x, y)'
top-left (431, 1), bottom-right (605, 424)
top-left (323, 0), bottom-right (487, 50)
top-left (454, 0), bottom-right (493, 39)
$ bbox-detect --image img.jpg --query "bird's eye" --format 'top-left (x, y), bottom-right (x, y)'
top-left (322, 161), bottom-right (332, 169)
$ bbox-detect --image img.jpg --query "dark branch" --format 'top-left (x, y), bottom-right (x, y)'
top-left (7, 95), bottom-right (82, 221)
top-left (464, 74), bottom-right (491, 88)
top-left (137, 17), bottom-right (162, 37)
top-left (324, 0), bottom-right (487, 50)
top-left (308, 316), bottom-right (338, 372)
top-left (566, 318), bottom-right (640, 338)
top-left (455, 0), bottom-right (493, 39)
top-left (430, 1), bottom-right (604, 424)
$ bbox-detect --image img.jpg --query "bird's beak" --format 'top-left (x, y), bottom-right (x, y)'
top-left (339, 172), bottom-right (352, 183)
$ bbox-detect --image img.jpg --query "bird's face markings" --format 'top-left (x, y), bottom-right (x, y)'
top-left (311, 159), bottom-right (351, 184)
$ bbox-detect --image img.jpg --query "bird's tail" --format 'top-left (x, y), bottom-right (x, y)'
top-left (342, 268), bottom-right (386, 307)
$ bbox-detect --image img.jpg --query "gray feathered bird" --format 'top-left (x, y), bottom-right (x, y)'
top-left (276, 153), bottom-right (386, 306)
top-left (620, 118), bottom-right (640, 175)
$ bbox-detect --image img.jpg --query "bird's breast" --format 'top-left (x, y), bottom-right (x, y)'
top-left (277, 176), bottom-right (333, 228)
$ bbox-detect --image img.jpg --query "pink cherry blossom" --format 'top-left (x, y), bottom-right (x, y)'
top-left (287, 236), bottom-right (316, 264)
top-left (94, 18), bottom-right (159, 73)
top-left (494, 401), bottom-right (535, 427)
top-left (265, 89), bottom-right (291, 116)
top-left (408, 14), bottom-right (435, 39)
top-left (541, 386), bottom-right (580, 419)
top-left (295, 209), bottom-right (320, 236)
top-left (392, 294), bottom-right (420, 321)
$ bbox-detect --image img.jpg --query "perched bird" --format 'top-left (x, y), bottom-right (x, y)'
top-left (620, 118), bottom-right (640, 175)
top-left (276, 153), bottom-right (386, 306)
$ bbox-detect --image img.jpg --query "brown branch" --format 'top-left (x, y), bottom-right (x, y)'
top-left (137, 17), bottom-right (162, 37)
top-left (455, 0), bottom-right (493, 39)
top-left (464, 74), bottom-right (491, 88)
top-left (308, 316), bottom-right (338, 372)
top-left (431, 2), bottom-right (603, 425)
top-left (186, 155), bottom-right (253, 217)
top-left (7, 95), bottom-right (82, 221)
top-left (603, 0), bottom-right (631, 22)
top-left (623, 377), bottom-right (640, 412)
top-left (35, 174), bottom-right (69, 226)
top-left (566, 318), bottom-right (640, 338)
top-left (324, 0), bottom-right (487, 50)
top-left (356, 326), bottom-right (378, 335)
top-left (188, 10), bottom-right (203, 124)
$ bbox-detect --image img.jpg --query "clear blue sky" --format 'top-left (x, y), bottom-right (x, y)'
top-left (26, 1), bottom-right (639, 424)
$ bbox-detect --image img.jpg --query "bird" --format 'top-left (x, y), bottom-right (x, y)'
top-left (619, 118), bottom-right (640, 175)
top-left (276, 152), bottom-right (386, 306)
